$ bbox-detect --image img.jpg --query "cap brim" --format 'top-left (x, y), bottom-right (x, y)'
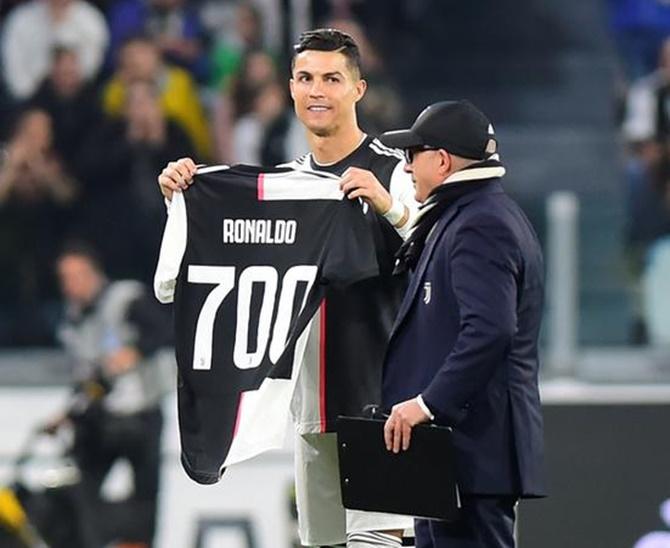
top-left (379, 129), bottom-right (423, 149)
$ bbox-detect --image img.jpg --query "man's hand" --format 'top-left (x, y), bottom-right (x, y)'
top-left (340, 167), bottom-right (392, 215)
top-left (104, 346), bottom-right (141, 375)
top-left (158, 157), bottom-right (198, 201)
top-left (40, 414), bottom-right (70, 435)
top-left (384, 399), bottom-right (431, 453)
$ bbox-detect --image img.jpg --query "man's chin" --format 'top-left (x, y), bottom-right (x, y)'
top-left (302, 120), bottom-right (335, 138)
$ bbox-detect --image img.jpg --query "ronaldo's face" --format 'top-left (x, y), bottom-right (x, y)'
top-left (289, 50), bottom-right (365, 138)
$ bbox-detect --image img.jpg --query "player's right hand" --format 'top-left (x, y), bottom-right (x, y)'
top-left (158, 157), bottom-right (198, 201)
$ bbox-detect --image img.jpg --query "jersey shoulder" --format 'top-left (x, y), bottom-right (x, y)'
top-left (363, 138), bottom-right (404, 187)
top-left (280, 153), bottom-right (310, 170)
top-left (367, 138), bottom-right (404, 163)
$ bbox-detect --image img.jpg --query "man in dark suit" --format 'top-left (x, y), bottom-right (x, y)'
top-left (379, 101), bottom-right (545, 548)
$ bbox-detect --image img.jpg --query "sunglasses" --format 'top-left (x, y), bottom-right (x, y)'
top-left (403, 146), bottom-right (440, 164)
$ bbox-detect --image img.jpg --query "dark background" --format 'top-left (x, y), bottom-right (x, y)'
top-left (519, 404), bottom-right (670, 547)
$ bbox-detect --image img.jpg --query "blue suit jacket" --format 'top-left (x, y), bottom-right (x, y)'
top-left (382, 179), bottom-right (546, 497)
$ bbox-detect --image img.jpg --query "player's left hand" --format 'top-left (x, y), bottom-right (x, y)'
top-left (340, 167), bottom-right (392, 215)
top-left (384, 399), bottom-right (431, 453)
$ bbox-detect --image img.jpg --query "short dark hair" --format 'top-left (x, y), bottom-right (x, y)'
top-left (120, 32), bottom-right (155, 49)
top-left (50, 44), bottom-right (76, 62)
top-left (57, 240), bottom-right (104, 273)
top-left (292, 28), bottom-right (362, 77)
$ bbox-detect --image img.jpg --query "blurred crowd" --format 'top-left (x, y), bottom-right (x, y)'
top-left (0, 0), bottom-right (405, 348)
top-left (611, 0), bottom-right (670, 344)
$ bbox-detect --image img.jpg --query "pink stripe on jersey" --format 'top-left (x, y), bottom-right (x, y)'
top-left (257, 172), bottom-right (265, 201)
top-left (319, 299), bottom-right (327, 433)
top-left (233, 392), bottom-right (244, 438)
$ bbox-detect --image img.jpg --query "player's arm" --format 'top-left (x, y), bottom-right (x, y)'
top-left (158, 157), bottom-right (198, 201)
top-left (339, 163), bottom-right (418, 239)
top-left (154, 192), bottom-right (188, 303)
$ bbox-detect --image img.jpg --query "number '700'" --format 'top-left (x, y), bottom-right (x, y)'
top-left (187, 265), bottom-right (318, 371)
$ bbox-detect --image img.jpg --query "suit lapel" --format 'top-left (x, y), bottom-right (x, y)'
top-left (391, 206), bottom-right (459, 335)
top-left (390, 179), bottom-right (506, 337)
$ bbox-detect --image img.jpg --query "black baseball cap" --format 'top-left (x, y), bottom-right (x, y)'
top-left (380, 100), bottom-right (495, 160)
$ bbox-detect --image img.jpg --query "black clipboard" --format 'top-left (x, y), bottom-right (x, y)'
top-left (336, 416), bottom-right (460, 521)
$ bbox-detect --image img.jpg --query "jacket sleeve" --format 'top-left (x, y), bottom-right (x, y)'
top-left (421, 213), bottom-right (521, 424)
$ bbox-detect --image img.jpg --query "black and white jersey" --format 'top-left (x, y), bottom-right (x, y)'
top-left (283, 135), bottom-right (418, 433)
top-left (154, 164), bottom-right (378, 484)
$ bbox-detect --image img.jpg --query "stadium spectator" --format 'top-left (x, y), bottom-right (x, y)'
top-left (78, 79), bottom-right (194, 282)
top-left (229, 49), bottom-right (278, 119)
top-left (30, 46), bottom-right (103, 177)
top-left (0, 108), bottom-right (78, 345)
top-left (232, 79), bottom-right (288, 164)
top-left (229, 75), bottom-right (306, 166)
top-left (257, 81), bottom-right (306, 165)
top-left (54, 242), bottom-right (172, 547)
top-left (1, 0), bottom-right (109, 100)
top-left (623, 37), bottom-right (670, 145)
top-left (208, 3), bottom-right (270, 91)
top-left (102, 35), bottom-right (212, 159)
top-left (608, 0), bottom-right (670, 81)
top-left (208, 3), bottom-right (279, 163)
top-left (200, 0), bottom-right (282, 55)
top-left (621, 37), bottom-right (670, 270)
top-left (325, 18), bottom-right (404, 134)
top-left (0, 109), bottom-right (76, 205)
top-left (212, 49), bottom-right (279, 163)
top-left (106, 0), bottom-right (209, 81)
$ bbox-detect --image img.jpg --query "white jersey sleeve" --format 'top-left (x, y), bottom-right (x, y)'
top-left (154, 191), bottom-right (188, 303)
top-left (388, 160), bottom-right (419, 240)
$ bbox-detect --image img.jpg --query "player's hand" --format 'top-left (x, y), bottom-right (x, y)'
top-left (384, 399), bottom-right (431, 453)
top-left (158, 157), bottom-right (198, 201)
top-left (340, 167), bottom-right (392, 215)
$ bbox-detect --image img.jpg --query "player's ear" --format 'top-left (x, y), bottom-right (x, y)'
top-left (289, 78), bottom-right (296, 100)
top-left (354, 78), bottom-right (367, 102)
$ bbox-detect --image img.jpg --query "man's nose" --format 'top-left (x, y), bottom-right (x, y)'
top-left (308, 79), bottom-right (325, 97)
top-left (403, 162), bottom-right (413, 174)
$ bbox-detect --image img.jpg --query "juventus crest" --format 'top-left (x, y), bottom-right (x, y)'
top-left (423, 282), bottom-right (432, 304)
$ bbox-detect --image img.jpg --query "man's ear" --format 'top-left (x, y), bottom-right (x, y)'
top-left (289, 78), bottom-right (295, 100)
top-left (438, 150), bottom-right (452, 177)
top-left (354, 78), bottom-right (367, 102)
